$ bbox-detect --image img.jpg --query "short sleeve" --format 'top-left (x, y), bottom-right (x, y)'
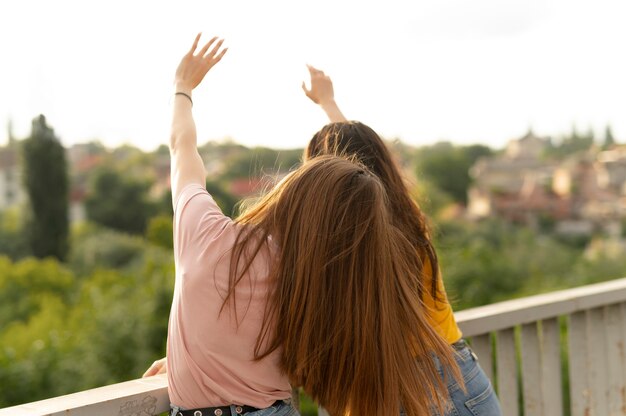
top-left (173, 183), bottom-right (235, 264)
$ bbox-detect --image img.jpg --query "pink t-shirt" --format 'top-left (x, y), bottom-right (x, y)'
top-left (167, 183), bottom-right (291, 409)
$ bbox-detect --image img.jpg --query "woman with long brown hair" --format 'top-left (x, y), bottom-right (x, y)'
top-left (152, 33), bottom-right (465, 416)
top-left (301, 66), bottom-right (503, 415)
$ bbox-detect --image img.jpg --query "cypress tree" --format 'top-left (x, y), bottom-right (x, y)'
top-left (604, 125), bottom-right (616, 149)
top-left (22, 115), bottom-right (69, 260)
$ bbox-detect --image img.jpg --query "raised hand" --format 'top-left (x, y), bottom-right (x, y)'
top-left (302, 65), bottom-right (336, 106)
top-left (302, 65), bottom-right (347, 122)
top-left (174, 33), bottom-right (228, 93)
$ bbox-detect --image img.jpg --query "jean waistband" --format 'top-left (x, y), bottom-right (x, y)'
top-left (170, 400), bottom-right (285, 416)
top-left (451, 338), bottom-right (468, 350)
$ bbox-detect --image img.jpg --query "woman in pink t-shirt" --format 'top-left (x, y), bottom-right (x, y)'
top-left (154, 33), bottom-right (462, 416)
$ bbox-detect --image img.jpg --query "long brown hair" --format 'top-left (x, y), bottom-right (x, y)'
top-left (228, 155), bottom-right (458, 415)
top-left (305, 121), bottom-right (442, 303)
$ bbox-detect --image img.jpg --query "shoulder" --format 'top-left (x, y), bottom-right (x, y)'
top-left (173, 183), bottom-right (238, 260)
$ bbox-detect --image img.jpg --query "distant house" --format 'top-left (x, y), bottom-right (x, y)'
top-left (0, 146), bottom-right (25, 210)
top-left (467, 131), bottom-right (563, 224)
top-left (67, 143), bottom-right (107, 224)
top-left (468, 133), bottom-right (626, 235)
top-left (552, 150), bottom-right (616, 221)
top-left (69, 187), bottom-right (87, 223)
top-left (229, 177), bottom-right (268, 198)
top-left (597, 146), bottom-right (626, 194)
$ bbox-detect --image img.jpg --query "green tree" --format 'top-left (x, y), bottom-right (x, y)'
top-left (206, 180), bottom-right (239, 217)
top-left (220, 147), bottom-right (301, 179)
top-left (68, 226), bottom-right (147, 274)
top-left (22, 115), bottom-right (69, 260)
top-left (546, 125), bottom-right (595, 158)
top-left (415, 142), bottom-right (492, 205)
top-left (146, 215), bottom-right (173, 249)
top-left (0, 256), bottom-right (74, 326)
top-left (0, 209), bottom-right (30, 260)
top-left (603, 125), bottom-right (616, 149)
top-left (84, 167), bottom-right (156, 234)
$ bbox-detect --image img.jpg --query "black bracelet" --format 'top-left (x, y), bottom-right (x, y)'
top-left (175, 92), bottom-right (193, 106)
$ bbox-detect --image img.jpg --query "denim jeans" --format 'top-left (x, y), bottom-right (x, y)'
top-left (427, 339), bottom-right (503, 416)
top-left (243, 400), bottom-right (300, 416)
top-left (250, 341), bottom-right (501, 416)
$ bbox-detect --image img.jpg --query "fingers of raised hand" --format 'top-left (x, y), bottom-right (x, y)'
top-left (302, 81), bottom-right (319, 103)
top-left (308, 67), bottom-right (328, 85)
top-left (204, 38), bottom-right (224, 58)
top-left (198, 36), bottom-right (218, 56)
top-left (189, 32), bottom-right (202, 55)
top-left (210, 42), bottom-right (228, 64)
top-left (191, 37), bottom-right (227, 69)
top-left (182, 35), bottom-right (227, 74)
top-left (307, 64), bottom-right (324, 76)
top-left (302, 81), bottom-right (314, 98)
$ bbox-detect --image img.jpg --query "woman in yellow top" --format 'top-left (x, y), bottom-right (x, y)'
top-left (302, 65), bottom-right (503, 415)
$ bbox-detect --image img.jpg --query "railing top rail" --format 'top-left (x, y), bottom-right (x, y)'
top-left (0, 375), bottom-right (169, 416)
top-left (456, 276), bottom-right (626, 337)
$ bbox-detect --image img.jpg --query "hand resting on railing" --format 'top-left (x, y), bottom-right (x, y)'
top-left (143, 357), bottom-right (167, 377)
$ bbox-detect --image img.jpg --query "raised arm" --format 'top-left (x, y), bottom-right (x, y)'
top-left (170, 33), bottom-right (227, 204)
top-left (301, 65), bottom-right (347, 123)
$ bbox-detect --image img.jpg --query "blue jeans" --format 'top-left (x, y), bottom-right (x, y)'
top-left (244, 400), bottom-right (300, 415)
top-left (430, 339), bottom-right (503, 416)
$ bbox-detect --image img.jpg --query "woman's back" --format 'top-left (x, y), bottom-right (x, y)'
top-left (167, 183), bottom-right (291, 409)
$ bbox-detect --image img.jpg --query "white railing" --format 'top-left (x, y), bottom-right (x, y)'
top-left (3, 277), bottom-right (626, 416)
top-left (0, 375), bottom-right (169, 416)
top-left (457, 277), bottom-right (626, 416)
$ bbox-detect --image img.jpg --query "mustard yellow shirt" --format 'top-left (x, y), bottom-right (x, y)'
top-left (421, 256), bottom-right (463, 344)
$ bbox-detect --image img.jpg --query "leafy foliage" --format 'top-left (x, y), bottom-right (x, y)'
top-left (0, 209), bottom-right (30, 260)
top-left (219, 147), bottom-right (301, 180)
top-left (68, 225), bottom-right (149, 274)
top-left (0, 227), bottom-right (174, 407)
top-left (206, 180), bottom-right (239, 217)
top-left (545, 126), bottom-right (596, 158)
top-left (146, 215), bottom-right (173, 249)
top-left (435, 218), bottom-right (626, 309)
top-left (415, 142), bottom-right (492, 204)
top-left (603, 125), bottom-right (616, 149)
top-left (84, 166), bottom-right (156, 234)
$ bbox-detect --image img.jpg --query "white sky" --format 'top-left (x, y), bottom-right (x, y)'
top-left (1, 0), bottom-right (625, 151)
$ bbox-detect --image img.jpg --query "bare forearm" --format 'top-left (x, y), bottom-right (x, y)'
top-left (320, 100), bottom-right (347, 123)
top-left (168, 33), bottom-right (226, 201)
top-left (170, 87), bottom-right (197, 152)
